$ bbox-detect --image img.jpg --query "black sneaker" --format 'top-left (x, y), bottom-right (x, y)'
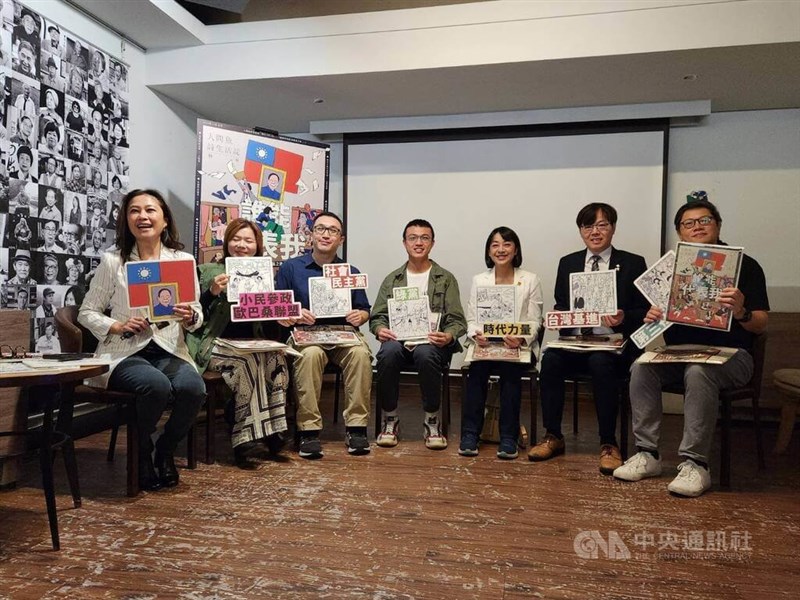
top-left (345, 430), bottom-right (370, 455)
top-left (298, 434), bottom-right (324, 459)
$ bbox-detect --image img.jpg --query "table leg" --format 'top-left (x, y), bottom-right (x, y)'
top-left (39, 396), bottom-right (60, 551)
top-left (56, 383), bottom-right (82, 508)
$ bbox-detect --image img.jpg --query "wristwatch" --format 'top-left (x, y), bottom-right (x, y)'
top-left (736, 308), bottom-right (752, 323)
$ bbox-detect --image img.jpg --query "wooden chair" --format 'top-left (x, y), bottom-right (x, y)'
top-left (54, 306), bottom-right (197, 496)
top-left (662, 333), bottom-right (768, 488)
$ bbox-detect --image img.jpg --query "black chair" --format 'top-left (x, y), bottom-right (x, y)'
top-left (560, 372), bottom-right (630, 460)
top-left (662, 333), bottom-right (767, 488)
top-left (54, 306), bottom-right (196, 496)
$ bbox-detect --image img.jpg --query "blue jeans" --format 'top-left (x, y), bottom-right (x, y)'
top-left (108, 343), bottom-right (205, 457)
top-left (462, 360), bottom-right (525, 443)
top-left (375, 340), bottom-right (451, 413)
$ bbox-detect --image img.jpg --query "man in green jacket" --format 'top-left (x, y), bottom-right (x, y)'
top-left (369, 219), bottom-right (466, 450)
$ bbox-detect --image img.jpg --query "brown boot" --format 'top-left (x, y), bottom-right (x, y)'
top-left (527, 434), bottom-right (565, 462)
top-left (599, 444), bottom-right (622, 475)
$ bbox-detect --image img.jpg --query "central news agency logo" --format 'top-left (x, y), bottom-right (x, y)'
top-left (573, 530), bottom-right (632, 560)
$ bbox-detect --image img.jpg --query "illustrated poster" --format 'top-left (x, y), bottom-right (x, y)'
top-left (569, 270), bottom-right (617, 315)
top-left (666, 242), bottom-right (743, 332)
top-left (193, 119), bottom-right (329, 266)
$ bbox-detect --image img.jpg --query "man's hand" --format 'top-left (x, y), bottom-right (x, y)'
top-left (376, 327), bottom-right (397, 342)
top-left (345, 309), bottom-right (369, 328)
top-left (718, 287), bottom-right (745, 318)
top-left (644, 305), bottom-right (663, 324)
top-left (601, 309), bottom-right (625, 328)
top-left (428, 331), bottom-right (453, 348)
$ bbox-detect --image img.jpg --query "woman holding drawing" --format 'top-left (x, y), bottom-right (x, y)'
top-left (459, 227), bottom-right (543, 459)
top-left (186, 218), bottom-right (290, 469)
top-left (79, 189), bottom-right (206, 492)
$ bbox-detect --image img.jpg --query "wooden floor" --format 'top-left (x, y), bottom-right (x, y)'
top-left (1, 383), bottom-right (799, 599)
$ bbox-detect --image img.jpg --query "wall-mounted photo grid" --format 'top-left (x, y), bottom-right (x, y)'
top-left (0, 1), bottom-right (130, 352)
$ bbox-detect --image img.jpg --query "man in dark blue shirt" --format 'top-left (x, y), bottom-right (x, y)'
top-left (616, 199), bottom-right (769, 497)
top-left (275, 211), bottom-right (372, 459)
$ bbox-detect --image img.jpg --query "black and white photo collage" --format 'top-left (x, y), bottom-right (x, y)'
top-left (0, 1), bottom-right (130, 351)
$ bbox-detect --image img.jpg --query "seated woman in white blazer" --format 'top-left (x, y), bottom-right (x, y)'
top-left (459, 226), bottom-right (543, 459)
top-left (79, 189), bottom-right (205, 492)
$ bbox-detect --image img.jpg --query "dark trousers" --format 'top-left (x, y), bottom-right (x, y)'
top-left (109, 343), bottom-right (206, 457)
top-left (539, 348), bottom-right (623, 446)
top-left (462, 360), bottom-right (525, 443)
top-left (375, 340), bottom-right (451, 414)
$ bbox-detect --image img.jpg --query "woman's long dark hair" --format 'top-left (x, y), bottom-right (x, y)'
top-left (116, 188), bottom-right (184, 263)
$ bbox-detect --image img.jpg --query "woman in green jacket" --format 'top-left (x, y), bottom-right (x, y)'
top-left (187, 218), bottom-right (289, 468)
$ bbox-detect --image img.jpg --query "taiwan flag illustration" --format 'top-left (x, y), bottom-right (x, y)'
top-left (694, 249), bottom-right (726, 271)
top-left (125, 259), bottom-right (197, 309)
top-left (243, 139), bottom-right (304, 194)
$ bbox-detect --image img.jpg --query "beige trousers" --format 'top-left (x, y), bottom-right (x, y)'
top-left (291, 336), bottom-right (372, 431)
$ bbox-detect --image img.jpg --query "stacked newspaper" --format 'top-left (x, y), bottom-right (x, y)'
top-left (215, 338), bottom-right (302, 358)
top-left (547, 333), bottom-right (626, 353)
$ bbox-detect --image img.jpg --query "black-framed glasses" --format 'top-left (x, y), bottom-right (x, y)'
top-left (313, 225), bottom-right (341, 236)
top-left (580, 221), bottom-right (612, 233)
top-left (1, 344), bottom-right (28, 359)
top-left (680, 215), bottom-right (715, 229)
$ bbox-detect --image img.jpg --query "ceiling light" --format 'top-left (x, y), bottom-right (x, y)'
top-left (682, 74), bottom-right (698, 81)
top-left (313, 98), bottom-right (325, 104)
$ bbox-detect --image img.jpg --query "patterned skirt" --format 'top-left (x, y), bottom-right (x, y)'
top-left (209, 348), bottom-right (289, 448)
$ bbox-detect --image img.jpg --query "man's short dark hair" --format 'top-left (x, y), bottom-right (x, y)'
top-left (484, 226), bottom-right (522, 268)
top-left (403, 219), bottom-right (435, 240)
top-left (673, 199), bottom-right (722, 232)
top-left (576, 203), bottom-right (618, 228)
top-left (311, 210), bottom-right (343, 229)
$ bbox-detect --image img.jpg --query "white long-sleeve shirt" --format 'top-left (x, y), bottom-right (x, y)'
top-left (78, 246), bottom-right (203, 388)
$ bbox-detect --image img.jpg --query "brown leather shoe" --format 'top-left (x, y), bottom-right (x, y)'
top-left (599, 444), bottom-right (622, 475)
top-left (527, 434), bottom-right (565, 462)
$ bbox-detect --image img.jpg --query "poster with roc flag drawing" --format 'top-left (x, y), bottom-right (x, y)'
top-left (193, 120), bottom-right (330, 266)
top-left (666, 242), bottom-right (743, 332)
top-left (125, 259), bottom-right (198, 321)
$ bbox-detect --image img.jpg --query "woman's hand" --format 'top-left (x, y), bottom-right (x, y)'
top-left (173, 303), bottom-right (196, 327)
top-left (474, 332), bottom-right (489, 347)
top-left (111, 316), bottom-right (150, 337)
top-left (503, 335), bottom-right (523, 349)
top-left (210, 273), bottom-right (229, 297)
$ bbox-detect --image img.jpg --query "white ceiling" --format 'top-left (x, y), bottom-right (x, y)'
top-left (71, 0), bottom-right (800, 133)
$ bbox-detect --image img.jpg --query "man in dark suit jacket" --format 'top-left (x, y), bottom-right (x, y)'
top-left (529, 202), bottom-right (648, 475)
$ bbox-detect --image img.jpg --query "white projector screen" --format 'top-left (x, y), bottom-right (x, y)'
top-left (345, 126), bottom-right (667, 366)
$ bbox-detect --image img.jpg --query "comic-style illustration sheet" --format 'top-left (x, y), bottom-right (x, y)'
top-left (569, 270), bottom-right (617, 315)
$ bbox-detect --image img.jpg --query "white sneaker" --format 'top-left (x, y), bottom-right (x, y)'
top-left (668, 461), bottom-right (711, 497)
top-left (376, 416), bottom-right (399, 447)
top-left (613, 451), bottom-right (662, 481)
top-left (424, 416), bottom-right (447, 450)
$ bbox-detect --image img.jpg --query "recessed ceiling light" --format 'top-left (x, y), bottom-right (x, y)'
top-left (682, 74), bottom-right (698, 81)
top-left (313, 98), bottom-right (325, 104)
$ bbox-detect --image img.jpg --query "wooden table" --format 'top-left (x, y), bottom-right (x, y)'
top-left (0, 363), bottom-right (108, 551)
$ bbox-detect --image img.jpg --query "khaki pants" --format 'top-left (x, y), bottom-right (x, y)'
top-left (291, 336), bottom-right (372, 431)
